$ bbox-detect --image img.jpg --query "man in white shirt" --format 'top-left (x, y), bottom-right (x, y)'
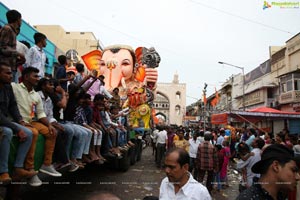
top-left (155, 126), bottom-right (167, 168)
top-left (188, 132), bottom-right (200, 179)
top-left (25, 32), bottom-right (47, 78)
top-left (151, 127), bottom-right (159, 158)
top-left (159, 148), bottom-right (211, 200)
top-left (16, 40), bottom-right (29, 57)
top-left (197, 129), bottom-right (205, 144)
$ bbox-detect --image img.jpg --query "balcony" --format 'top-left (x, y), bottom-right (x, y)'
top-left (279, 91), bottom-right (300, 104)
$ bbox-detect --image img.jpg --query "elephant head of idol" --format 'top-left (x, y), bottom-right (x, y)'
top-left (82, 45), bottom-right (160, 91)
top-left (100, 45), bottom-right (137, 90)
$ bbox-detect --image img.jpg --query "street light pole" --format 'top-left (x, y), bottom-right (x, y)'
top-left (203, 83), bottom-right (207, 131)
top-left (218, 61), bottom-right (245, 111)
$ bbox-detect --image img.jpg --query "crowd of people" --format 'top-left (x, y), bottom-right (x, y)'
top-left (151, 125), bottom-right (300, 200)
top-left (1, 8), bottom-right (300, 200)
top-left (0, 9), bottom-right (137, 188)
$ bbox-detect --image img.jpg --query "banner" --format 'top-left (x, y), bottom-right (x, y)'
top-left (211, 113), bottom-right (228, 124)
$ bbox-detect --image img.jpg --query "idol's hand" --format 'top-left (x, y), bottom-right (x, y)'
top-left (144, 67), bottom-right (158, 84)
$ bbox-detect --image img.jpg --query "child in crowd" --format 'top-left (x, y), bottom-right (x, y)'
top-left (73, 93), bottom-right (95, 163)
top-left (220, 140), bottom-right (231, 188)
top-left (110, 106), bottom-right (129, 149)
top-left (100, 100), bottom-right (122, 158)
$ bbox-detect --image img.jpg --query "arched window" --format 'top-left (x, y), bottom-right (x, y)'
top-left (175, 105), bottom-right (181, 115)
top-left (176, 91), bottom-right (181, 100)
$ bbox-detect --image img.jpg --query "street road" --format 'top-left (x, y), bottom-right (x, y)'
top-left (1, 146), bottom-right (240, 200)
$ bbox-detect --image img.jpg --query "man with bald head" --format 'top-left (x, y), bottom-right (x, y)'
top-left (86, 191), bottom-right (120, 200)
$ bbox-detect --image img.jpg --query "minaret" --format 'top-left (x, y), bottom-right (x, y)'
top-left (172, 71), bottom-right (179, 84)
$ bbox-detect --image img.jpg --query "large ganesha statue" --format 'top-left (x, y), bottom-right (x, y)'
top-left (82, 45), bottom-right (160, 129)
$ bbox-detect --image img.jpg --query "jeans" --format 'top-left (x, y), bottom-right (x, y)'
top-left (117, 129), bottom-right (127, 146)
top-left (58, 122), bottom-right (75, 160)
top-left (0, 123), bottom-right (33, 173)
top-left (72, 124), bottom-right (92, 158)
top-left (62, 122), bottom-right (85, 160)
top-left (105, 128), bottom-right (117, 148)
top-left (215, 172), bottom-right (222, 190)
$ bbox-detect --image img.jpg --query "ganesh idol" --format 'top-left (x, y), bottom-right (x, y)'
top-left (82, 45), bottom-right (160, 129)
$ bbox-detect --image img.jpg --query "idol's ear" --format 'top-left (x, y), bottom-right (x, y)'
top-left (134, 47), bottom-right (146, 82)
top-left (135, 47), bottom-right (144, 67)
top-left (81, 50), bottom-right (103, 71)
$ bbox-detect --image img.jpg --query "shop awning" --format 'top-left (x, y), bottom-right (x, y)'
top-left (211, 107), bottom-right (300, 124)
top-left (248, 107), bottom-right (300, 115)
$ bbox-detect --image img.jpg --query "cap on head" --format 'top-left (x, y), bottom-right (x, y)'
top-left (252, 144), bottom-right (299, 174)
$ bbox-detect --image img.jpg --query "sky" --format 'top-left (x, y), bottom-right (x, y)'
top-left (2, 0), bottom-right (300, 105)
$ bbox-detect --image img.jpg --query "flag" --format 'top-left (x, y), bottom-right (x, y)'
top-left (203, 93), bottom-right (207, 105)
top-left (215, 89), bottom-right (219, 102)
top-left (211, 88), bottom-right (219, 107)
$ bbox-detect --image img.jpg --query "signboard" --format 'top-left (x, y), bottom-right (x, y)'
top-left (211, 113), bottom-right (228, 124)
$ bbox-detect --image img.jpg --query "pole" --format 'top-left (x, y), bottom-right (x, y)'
top-left (218, 61), bottom-right (245, 111)
top-left (241, 67), bottom-right (245, 111)
top-left (203, 83), bottom-right (207, 131)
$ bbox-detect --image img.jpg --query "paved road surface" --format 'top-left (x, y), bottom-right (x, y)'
top-left (1, 146), bottom-right (240, 200)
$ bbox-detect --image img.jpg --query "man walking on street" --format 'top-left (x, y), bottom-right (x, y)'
top-left (155, 126), bottom-right (167, 168)
top-left (196, 131), bottom-right (219, 194)
top-left (188, 131), bottom-right (200, 180)
top-left (159, 148), bottom-right (211, 200)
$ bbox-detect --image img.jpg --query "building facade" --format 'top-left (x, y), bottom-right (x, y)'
top-left (33, 25), bottom-right (102, 59)
top-left (197, 32), bottom-right (300, 134)
top-left (154, 73), bottom-right (186, 126)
